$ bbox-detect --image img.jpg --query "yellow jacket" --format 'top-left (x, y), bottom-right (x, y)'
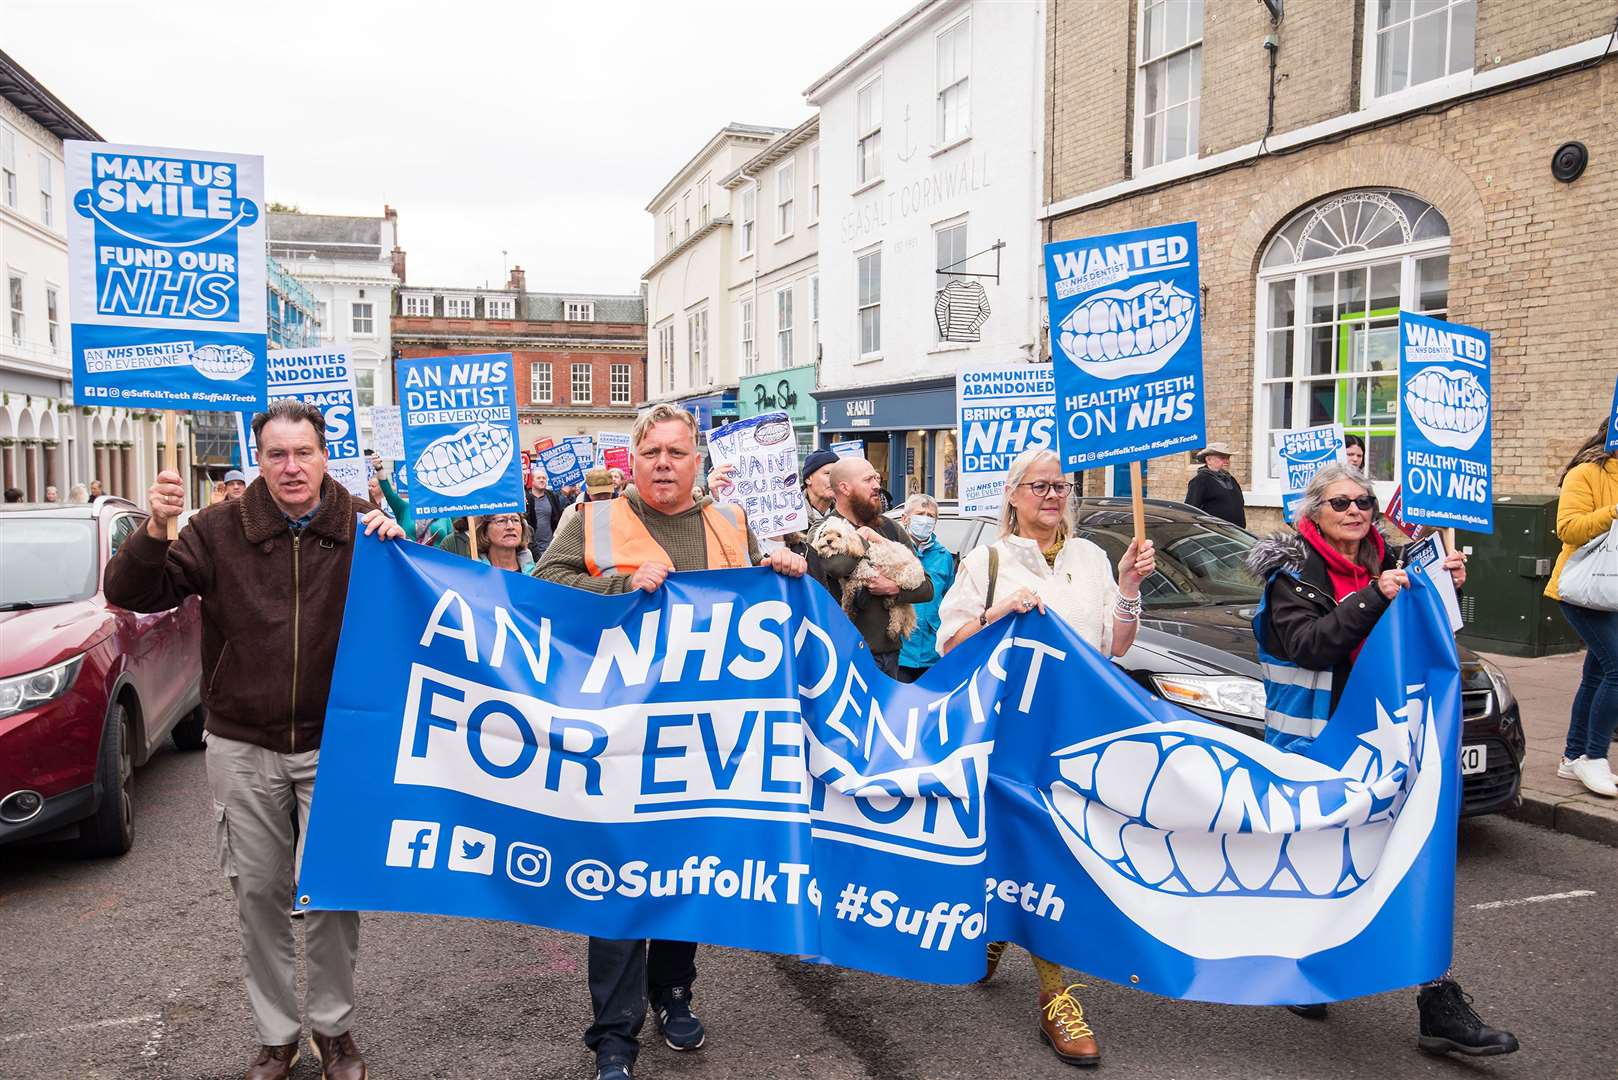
top-left (1545, 458), bottom-right (1618, 601)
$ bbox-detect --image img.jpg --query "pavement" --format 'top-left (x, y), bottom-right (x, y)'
top-left (3, 742), bottom-right (1616, 1078)
top-left (1476, 649), bottom-right (1618, 847)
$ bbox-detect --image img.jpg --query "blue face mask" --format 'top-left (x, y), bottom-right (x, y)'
top-left (908, 514), bottom-right (936, 542)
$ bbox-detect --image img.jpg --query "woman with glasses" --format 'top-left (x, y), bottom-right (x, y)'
top-left (474, 513), bottom-right (541, 576)
top-left (1245, 463), bottom-right (1516, 1057)
top-left (934, 448), bottom-right (1155, 1068)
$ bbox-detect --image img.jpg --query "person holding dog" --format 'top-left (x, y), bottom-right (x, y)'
top-left (934, 447), bottom-right (1155, 1068)
top-left (807, 456), bottom-right (933, 677)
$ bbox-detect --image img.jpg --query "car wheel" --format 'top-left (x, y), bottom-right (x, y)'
top-left (171, 705), bottom-right (206, 752)
top-left (76, 702), bottom-right (134, 858)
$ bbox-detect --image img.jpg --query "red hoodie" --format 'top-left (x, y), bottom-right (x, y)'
top-left (1296, 516), bottom-right (1386, 601)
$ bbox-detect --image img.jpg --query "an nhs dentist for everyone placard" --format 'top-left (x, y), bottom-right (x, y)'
top-left (1398, 312), bottom-right (1493, 533)
top-left (1044, 222), bottom-right (1205, 470)
top-left (65, 142), bottom-right (267, 411)
top-left (397, 352), bottom-right (524, 518)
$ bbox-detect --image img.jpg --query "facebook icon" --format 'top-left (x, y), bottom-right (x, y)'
top-left (385, 819), bottom-right (440, 869)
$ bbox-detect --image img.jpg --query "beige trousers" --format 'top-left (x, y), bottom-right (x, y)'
top-left (206, 734), bottom-right (360, 1046)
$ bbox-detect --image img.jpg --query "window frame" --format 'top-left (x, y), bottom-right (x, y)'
top-left (354, 366), bottom-right (377, 410)
top-left (484, 296), bottom-right (515, 319)
top-left (856, 246), bottom-right (882, 361)
top-left (809, 146), bottom-right (820, 224)
top-left (664, 208), bottom-right (677, 252)
top-left (531, 361), bottom-right (553, 404)
top-left (739, 186), bottom-right (756, 257)
top-left (935, 14), bottom-right (972, 147)
top-left (697, 174), bottom-right (711, 227)
top-left (775, 159), bottom-right (795, 241)
top-left (45, 283), bottom-right (59, 352)
top-left (657, 320), bottom-right (676, 394)
top-left (810, 274), bottom-right (820, 360)
top-left (401, 293), bottom-right (433, 317)
top-left (610, 363), bottom-right (632, 405)
top-left (351, 300), bottom-right (375, 336)
top-left (687, 305), bottom-right (709, 388)
top-left (571, 362), bottom-right (593, 405)
top-left (855, 74), bottom-right (884, 188)
top-left (776, 285), bottom-right (794, 369)
top-left (444, 295), bottom-right (474, 318)
top-left (1133, 0), bottom-right (1205, 173)
top-left (0, 124), bottom-right (16, 209)
top-left (36, 152), bottom-right (54, 228)
top-left (8, 270), bottom-right (25, 346)
top-left (682, 192), bottom-right (692, 238)
top-left (740, 297), bottom-right (757, 375)
top-left (565, 301), bottom-right (596, 322)
top-left (1360, 0), bottom-right (1476, 105)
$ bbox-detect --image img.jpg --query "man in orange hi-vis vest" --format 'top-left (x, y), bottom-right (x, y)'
top-left (536, 402), bottom-right (807, 1080)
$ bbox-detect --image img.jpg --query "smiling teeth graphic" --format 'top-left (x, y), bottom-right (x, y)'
top-left (1056, 280), bottom-right (1196, 381)
top-left (413, 421), bottom-right (514, 496)
top-left (1404, 368), bottom-right (1488, 451)
top-left (1041, 693), bottom-right (1439, 960)
top-left (189, 344), bottom-right (255, 382)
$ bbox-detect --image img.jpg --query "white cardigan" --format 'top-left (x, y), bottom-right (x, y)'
top-left (936, 534), bottom-right (1120, 655)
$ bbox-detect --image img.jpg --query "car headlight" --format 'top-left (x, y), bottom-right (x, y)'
top-left (0, 655), bottom-right (85, 720)
top-left (1149, 673), bottom-right (1267, 720)
top-left (1477, 657), bottom-right (1517, 717)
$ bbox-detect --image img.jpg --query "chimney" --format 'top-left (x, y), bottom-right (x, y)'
top-left (507, 264), bottom-right (527, 293)
top-left (391, 245), bottom-right (407, 284)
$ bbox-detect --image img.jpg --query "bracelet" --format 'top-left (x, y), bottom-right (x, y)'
top-left (1114, 612), bottom-right (1139, 624)
top-left (1115, 593), bottom-right (1144, 617)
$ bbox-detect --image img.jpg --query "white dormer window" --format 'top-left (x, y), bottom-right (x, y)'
top-left (485, 297), bottom-right (514, 319)
top-left (565, 301), bottom-right (595, 322)
top-left (402, 294), bottom-right (433, 317)
top-left (445, 296), bottom-right (474, 318)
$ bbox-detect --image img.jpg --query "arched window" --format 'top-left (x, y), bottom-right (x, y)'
top-left (1253, 189), bottom-right (1450, 497)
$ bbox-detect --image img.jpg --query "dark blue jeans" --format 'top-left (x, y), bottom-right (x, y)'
top-left (1560, 601), bottom-right (1618, 761)
top-left (584, 937), bottom-right (697, 1065)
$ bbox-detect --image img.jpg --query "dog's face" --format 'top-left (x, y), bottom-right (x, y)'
top-left (812, 516), bottom-right (866, 558)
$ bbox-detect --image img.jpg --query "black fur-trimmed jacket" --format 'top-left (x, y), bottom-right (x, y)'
top-left (1244, 533), bottom-right (1399, 714)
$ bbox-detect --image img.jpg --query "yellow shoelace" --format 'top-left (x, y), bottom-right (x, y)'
top-left (1043, 984), bottom-right (1094, 1041)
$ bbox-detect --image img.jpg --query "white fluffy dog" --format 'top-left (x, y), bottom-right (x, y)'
top-left (811, 516), bottom-right (926, 644)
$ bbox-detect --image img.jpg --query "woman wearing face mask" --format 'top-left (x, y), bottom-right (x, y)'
top-left (896, 493), bottom-right (956, 683)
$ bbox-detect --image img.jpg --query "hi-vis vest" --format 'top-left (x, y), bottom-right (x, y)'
top-left (1252, 584), bottom-right (1334, 752)
top-left (581, 498), bottom-right (750, 577)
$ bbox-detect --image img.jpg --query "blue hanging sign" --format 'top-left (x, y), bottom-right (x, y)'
top-left (398, 352), bottom-right (523, 518)
top-left (1045, 222), bottom-right (1205, 470)
top-left (1397, 312), bottom-right (1493, 533)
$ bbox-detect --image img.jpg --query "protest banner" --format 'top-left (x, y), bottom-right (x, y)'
top-left (370, 405), bottom-right (405, 460)
top-left (1276, 423), bottom-right (1347, 522)
top-left (1045, 222), bottom-right (1205, 542)
top-left (398, 352), bottom-right (523, 519)
top-left (1606, 375), bottom-right (1618, 453)
top-left (235, 348), bottom-right (365, 498)
top-left (537, 441), bottom-right (587, 491)
top-left (1404, 532), bottom-right (1463, 632)
top-left (707, 411), bottom-right (807, 538)
top-left (829, 439), bottom-right (864, 459)
top-left (303, 536), bottom-right (1463, 1002)
top-left (602, 446), bottom-right (631, 473)
top-left (1398, 312), bottom-right (1492, 533)
top-left (956, 364), bottom-right (1056, 517)
top-left (565, 435), bottom-right (595, 468)
top-left (532, 438), bottom-right (555, 453)
top-left (66, 141), bottom-right (269, 535)
top-left (596, 430), bottom-right (632, 468)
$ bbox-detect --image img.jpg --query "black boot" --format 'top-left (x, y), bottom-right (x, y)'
top-left (1417, 978), bottom-right (1519, 1056)
top-left (1286, 1003), bottom-right (1328, 1019)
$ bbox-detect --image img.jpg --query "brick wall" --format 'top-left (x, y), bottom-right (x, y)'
top-left (1476, 0), bottom-right (1616, 68)
top-left (513, 351), bottom-right (645, 408)
top-left (1045, 0), bottom-right (1134, 203)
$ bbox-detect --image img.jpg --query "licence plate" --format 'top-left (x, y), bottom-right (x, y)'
top-left (1460, 744), bottom-right (1488, 775)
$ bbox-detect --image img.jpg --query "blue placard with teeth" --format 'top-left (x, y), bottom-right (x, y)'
top-left (1605, 375), bottom-right (1618, 453)
top-left (65, 142), bottom-right (269, 412)
top-left (1045, 222), bottom-right (1206, 470)
top-left (397, 352), bottom-right (523, 518)
top-left (1397, 312), bottom-right (1493, 533)
top-left (301, 534), bottom-right (1463, 1002)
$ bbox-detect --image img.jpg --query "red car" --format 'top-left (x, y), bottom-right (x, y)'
top-left (0, 497), bottom-right (203, 856)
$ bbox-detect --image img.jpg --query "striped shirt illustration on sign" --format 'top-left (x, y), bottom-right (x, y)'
top-left (934, 280), bottom-right (992, 343)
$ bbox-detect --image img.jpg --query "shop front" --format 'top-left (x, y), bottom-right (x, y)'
top-left (814, 377), bottom-right (959, 504)
top-left (739, 365), bottom-right (817, 461)
top-left (680, 391), bottom-right (740, 439)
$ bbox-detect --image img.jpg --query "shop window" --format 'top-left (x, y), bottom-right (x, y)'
top-left (1366, 0), bottom-right (1475, 100)
top-left (1254, 190), bottom-right (1450, 501)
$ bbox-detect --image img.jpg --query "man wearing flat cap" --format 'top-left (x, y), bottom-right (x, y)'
top-left (1185, 442), bottom-right (1246, 527)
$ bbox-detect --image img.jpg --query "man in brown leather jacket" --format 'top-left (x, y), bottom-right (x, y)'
top-left (105, 399), bottom-right (404, 1080)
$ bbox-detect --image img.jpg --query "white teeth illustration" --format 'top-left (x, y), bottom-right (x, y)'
top-left (413, 421), bottom-right (514, 496)
top-left (1055, 279), bottom-right (1196, 382)
top-left (1404, 367), bottom-right (1488, 450)
top-left (190, 344), bottom-right (255, 382)
top-left (1042, 695), bottom-right (1441, 960)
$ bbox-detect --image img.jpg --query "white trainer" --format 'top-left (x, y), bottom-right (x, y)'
top-left (1570, 756), bottom-right (1618, 798)
top-left (1558, 757), bottom-right (1580, 780)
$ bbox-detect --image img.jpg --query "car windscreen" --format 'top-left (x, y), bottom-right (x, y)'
top-left (0, 519), bottom-right (99, 609)
top-left (932, 516), bottom-right (982, 557)
top-left (1075, 517), bottom-right (1264, 609)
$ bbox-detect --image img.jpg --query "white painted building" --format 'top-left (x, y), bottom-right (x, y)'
top-left (642, 122), bottom-right (786, 434)
top-left (806, 0), bottom-right (1046, 501)
top-left (269, 208), bottom-right (404, 447)
top-left (0, 50), bottom-right (164, 501)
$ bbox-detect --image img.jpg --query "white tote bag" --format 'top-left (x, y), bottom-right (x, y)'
top-left (1558, 526), bottom-right (1618, 612)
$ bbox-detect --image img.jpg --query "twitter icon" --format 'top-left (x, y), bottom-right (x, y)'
top-left (446, 826), bottom-right (497, 876)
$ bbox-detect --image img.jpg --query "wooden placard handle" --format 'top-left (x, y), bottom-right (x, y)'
top-left (467, 516), bottom-right (479, 561)
top-left (162, 411), bottom-right (180, 540)
top-left (1129, 460), bottom-right (1146, 548)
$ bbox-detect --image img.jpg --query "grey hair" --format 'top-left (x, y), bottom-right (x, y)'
top-left (902, 492), bottom-right (938, 517)
top-left (251, 398), bottom-right (327, 451)
top-left (1297, 463), bottom-right (1382, 576)
top-left (631, 403), bottom-right (698, 448)
top-left (998, 448), bottom-right (1076, 542)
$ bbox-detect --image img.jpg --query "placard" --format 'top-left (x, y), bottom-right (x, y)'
top-left (1606, 375), bottom-right (1618, 453)
top-left (370, 405), bottom-right (405, 460)
top-left (603, 446), bottom-right (631, 473)
top-left (1045, 221), bottom-right (1205, 470)
top-left (1276, 423), bottom-right (1347, 522)
top-left (1404, 532), bottom-right (1463, 632)
top-left (707, 410), bottom-right (807, 538)
top-left (235, 348), bottom-right (365, 498)
top-left (66, 141), bottom-right (267, 411)
top-left (956, 364), bottom-right (1056, 517)
top-left (1397, 312), bottom-right (1492, 533)
top-left (398, 352), bottom-right (523, 517)
top-left (830, 440), bottom-right (864, 459)
top-left (596, 430), bottom-right (632, 467)
top-left (537, 442), bottom-right (588, 492)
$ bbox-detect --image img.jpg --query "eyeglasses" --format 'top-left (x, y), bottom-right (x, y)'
top-left (1018, 480), bottom-right (1074, 499)
top-left (1324, 496), bottom-right (1377, 512)
top-left (487, 515), bottom-right (523, 526)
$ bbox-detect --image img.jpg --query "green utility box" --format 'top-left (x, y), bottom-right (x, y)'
top-left (1455, 494), bottom-right (1582, 657)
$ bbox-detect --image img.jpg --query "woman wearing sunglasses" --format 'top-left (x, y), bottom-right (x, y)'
top-left (935, 447), bottom-right (1155, 1068)
top-left (473, 513), bottom-right (542, 576)
top-left (1244, 463), bottom-right (1515, 1057)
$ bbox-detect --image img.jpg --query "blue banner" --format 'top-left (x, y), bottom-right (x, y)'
top-left (65, 142), bottom-right (267, 412)
top-left (537, 442), bottom-right (588, 492)
top-left (1278, 423), bottom-right (1346, 523)
top-left (1398, 312), bottom-right (1493, 533)
top-left (1045, 222), bottom-right (1206, 470)
top-left (1606, 375), bottom-right (1618, 453)
top-left (302, 537), bottom-right (1462, 1003)
top-left (398, 352), bottom-right (523, 518)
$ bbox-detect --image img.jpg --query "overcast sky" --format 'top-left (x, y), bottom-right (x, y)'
top-left (7, 0), bottom-right (915, 295)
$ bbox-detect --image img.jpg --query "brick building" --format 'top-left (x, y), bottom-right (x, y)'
top-left (1044, 0), bottom-right (1618, 528)
top-left (392, 268), bottom-right (647, 452)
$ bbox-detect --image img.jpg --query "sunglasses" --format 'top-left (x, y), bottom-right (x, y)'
top-left (1325, 496), bottom-right (1377, 512)
top-left (1018, 480), bottom-right (1074, 498)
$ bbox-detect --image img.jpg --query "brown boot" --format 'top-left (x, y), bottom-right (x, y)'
top-left (310, 1030), bottom-right (368, 1080)
top-left (979, 940), bottom-right (1010, 984)
top-left (245, 1042), bottom-right (299, 1080)
top-left (1039, 984), bottom-right (1100, 1066)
